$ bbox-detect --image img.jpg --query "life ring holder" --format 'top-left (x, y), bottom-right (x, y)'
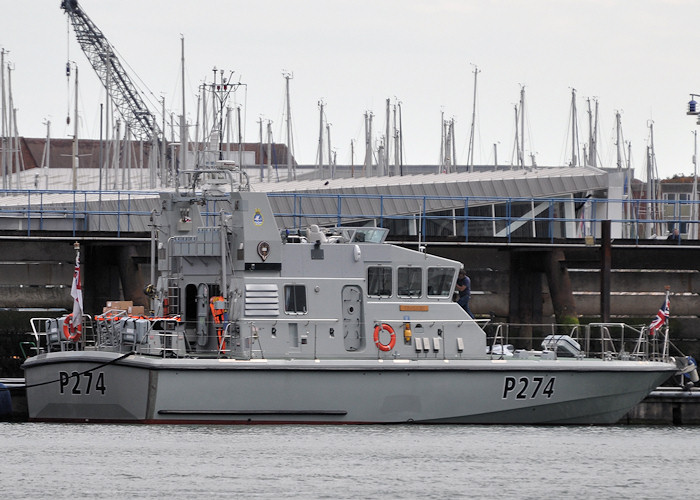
top-left (63, 313), bottom-right (82, 342)
top-left (374, 323), bottom-right (396, 352)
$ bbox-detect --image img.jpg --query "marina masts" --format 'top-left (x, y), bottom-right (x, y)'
top-left (1, 48), bottom-right (8, 189)
top-left (569, 88), bottom-right (579, 167)
top-left (283, 71), bottom-right (295, 181)
top-left (364, 111), bottom-right (373, 176)
top-left (180, 36), bottom-right (187, 173)
top-left (467, 65), bottom-right (480, 173)
top-left (693, 131), bottom-right (698, 239)
top-left (317, 100), bottom-right (324, 177)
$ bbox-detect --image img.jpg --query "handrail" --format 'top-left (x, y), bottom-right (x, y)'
top-left (482, 322), bottom-right (674, 362)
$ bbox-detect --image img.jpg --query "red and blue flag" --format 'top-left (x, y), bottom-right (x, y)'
top-left (649, 296), bottom-right (669, 335)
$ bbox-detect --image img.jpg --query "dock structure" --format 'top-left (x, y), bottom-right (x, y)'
top-left (623, 388), bottom-right (700, 425)
top-left (1, 166), bottom-right (699, 384)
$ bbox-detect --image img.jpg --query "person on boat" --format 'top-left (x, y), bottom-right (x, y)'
top-left (667, 227), bottom-right (681, 243)
top-left (455, 269), bottom-right (473, 318)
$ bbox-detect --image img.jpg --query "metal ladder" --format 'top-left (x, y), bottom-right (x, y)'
top-left (166, 279), bottom-right (180, 316)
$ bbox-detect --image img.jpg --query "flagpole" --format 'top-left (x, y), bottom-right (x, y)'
top-left (70, 241), bottom-right (83, 338)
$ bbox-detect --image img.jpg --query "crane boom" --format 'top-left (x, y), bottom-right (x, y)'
top-left (61, 0), bottom-right (161, 141)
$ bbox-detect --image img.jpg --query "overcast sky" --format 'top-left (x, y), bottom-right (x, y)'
top-left (2, 0), bottom-right (700, 180)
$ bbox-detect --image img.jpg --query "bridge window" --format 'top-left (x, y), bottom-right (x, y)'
top-left (427, 267), bottom-right (455, 297)
top-left (397, 267), bottom-right (422, 297)
top-left (367, 266), bottom-right (392, 297)
top-left (284, 285), bottom-right (307, 314)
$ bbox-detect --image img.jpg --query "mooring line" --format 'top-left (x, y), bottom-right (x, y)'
top-left (4, 351), bottom-right (137, 391)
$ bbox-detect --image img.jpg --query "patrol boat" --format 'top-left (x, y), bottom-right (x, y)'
top-left (22, 166), bottom-right (687, 424)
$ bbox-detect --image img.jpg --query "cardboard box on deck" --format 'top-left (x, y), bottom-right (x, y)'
top-left (103, 302), bottom-right (145, 316)
top-left (128, 306), bottom-right (145, 316)
top-left (105, 300), bottom-right (133, 310)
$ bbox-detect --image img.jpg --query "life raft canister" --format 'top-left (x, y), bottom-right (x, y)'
top-left (63, 313), bottom-right (82, 342)
top-left (374, 323), bottom-right (396, 351)
top-left (210, 296), bottom-right (226, 350)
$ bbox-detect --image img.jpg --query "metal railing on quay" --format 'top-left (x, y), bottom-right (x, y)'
top-left (2, 189), bottom-right (699, 243)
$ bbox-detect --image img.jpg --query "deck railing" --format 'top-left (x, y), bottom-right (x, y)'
top-left (483, 322), bottom-right (675, 362)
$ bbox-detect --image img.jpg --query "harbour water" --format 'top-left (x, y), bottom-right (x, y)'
top-left (1, 423), bottom-right (697, 499)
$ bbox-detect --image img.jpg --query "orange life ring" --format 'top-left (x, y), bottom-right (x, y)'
top-left (63, 314), bottom-right (82, 342)
top-left (210, 296), bottom-right (226, 350)
top-left (374, 323), bottom-right (396, 351)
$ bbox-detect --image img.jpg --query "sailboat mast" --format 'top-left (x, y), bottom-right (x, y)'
top-left (592, 99), bottom-right (599, 167)
top-left (467, 65), bottom-right (479, 172)
top-left (513, 105), bottom-right (520, 169)
top-left (8, 63), bottom-right (16, 189)
top-left (236, 105), bottom-right (242, 169)
top-left (450, 119), bottom-right (456, 171)
top-left (350, 139), bottom-right (355, 177)
top-left (258, 117), bottom-right (263, 181)
top-left (398, 102), bottom-right (403, 175)
top-left (646, 121), bottom-right (657, 237)
top-left (1, 48), bottom-right (7, 189)
top-left (519, 86), bottom-right (525, 169)
top-left (327, 122), bottom-right (332, 179)
top-left (393, 101), bottom-right (399, 177)
top-left (586, 98), bottom-right (599, 168)
top-left (41, 119), bottom-right (51, 190)
top-left (364, 111), bottom-right (372, 176)
top-left (180, 36), bottom-right (187, 173)
top-left (266, 120), bottom-right (272, 182)
top-left (439, 110), bottom-right (445, 173)
top-left (615, 111), bottom-right (622, 171)
top-left (693, 131), bottom-right (698, 239)
top-left (385, 98), bottom-right (390, 176)
top-left (317, 100), bottom-right (324, 178)
top-left (284, 71), bottom-right (294, 180)
top-left (572, 89), bottom-right (577, 166)
top-left (161, 97), bottom-right (167, 187)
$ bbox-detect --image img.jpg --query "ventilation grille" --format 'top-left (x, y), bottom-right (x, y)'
top-left (245, 284), bottom-right (279, 317)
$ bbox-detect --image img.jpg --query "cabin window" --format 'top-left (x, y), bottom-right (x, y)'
top-left (367, 266), bottom-right (392, 297)
top-left (284, 285), bottom-right (307, 314)
top-left (397, 267), bottom-right (422, 297)
top-left (427, 267), bottom-right (456, 297)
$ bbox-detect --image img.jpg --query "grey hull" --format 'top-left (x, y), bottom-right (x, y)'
top-left (23, 352), bottom-right (674, 425)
